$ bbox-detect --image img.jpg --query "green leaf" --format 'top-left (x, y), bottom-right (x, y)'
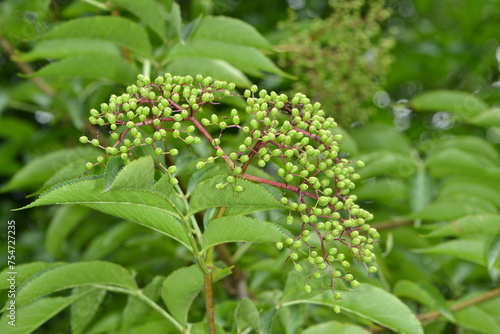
top-left (104, 157), bottom-right (125, 191)
top-left (437, 179), bottom-right (500, 208)
top-left (32, 54), bottom-right (138, 85)
top-left (414, 239), bottom-right (500, 270)
top-left (409, 170), bottom-right (434, 213)
top-left (487, 234), bottom-right (500, 270)
top-left (351, 123), bottom-right (412, 154)
top-left (425, 148), bottom-right (500, 181)
top-left (426, 214), bottom-right (500, 238)
top-left (166, 39), bottom-right (289, 78)
top-left (122, 276), bottom-right (166, 332)
top-left (1, 147), bottom-right (100, 193)
top-left (434, 136), bottom-right (500, 163)
top-left (393, 280), bottom-right (454, 322)
top-left (302, 320), bottom-right (372, 334)
top-left (188, 175), bottom-right (284, 216)
top-left (236, 298), bottom-right (261, 333)
top-left (108, 156), bottom-right (155, 191)
top-left (19, 38), bottom-right (122, 61)
top-left (354, 178), bottom-right (408, 203)
top-left (410, 90), bottom-right (488, 117)
top-left (189, 15), bottom-right (271, 49)
top-left (0, 262), bottom-right (63, 291)
top-left (358, 151), bottom-right (417, 179)
top-left (466, 108), bottom-right (500, 128)
top-left (82, 221), bottom-right (142, 260)
top-left (45, 205), bottom-right (91, 258)
top-left (0, 290), bottom-right (94, 334)
top-left (18, 177), bottom-right (190, 248)
top-left (453, 304), bottom-right (500, 333)
top-left (108, 0), bottom-right (166, 40)
top-left (165, 2), bottom-right (182, 41)
top-left (15, 261), bottom-right (138, 306)
top-left (165, 57), bottom-right (251, 87)
top-left (71, 287), bottom-right (107, 334)
top-left (410, 197), bottom-right (496, 221)
top-left (283, 284), bottom-right (423, 334)
top-left (202, 216), bottom-right (288, 251)
top-left (260, 309), bottom-right (277, 334)
top-left (40, 16), bottom-right (152, 58)
top-left (161, 264), bottom-right (232, 325)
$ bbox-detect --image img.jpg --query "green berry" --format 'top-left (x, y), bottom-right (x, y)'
top-left (334, 305), bottom-right (341, 314)
top-left (79, 136), bottom-right (88, 144)
top-left (304, 285), bottom-right (312, 293)
top-left (276, 242), bottom-right (284, 250)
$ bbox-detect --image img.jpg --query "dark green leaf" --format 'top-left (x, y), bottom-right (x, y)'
top-left (104, 157), bottom-right (125, 191)
top-left (15, 261), bottom-right (138, 306)
top-left (189, 15), bottom-right (271, 49)
top-left (40, 16), bottom-right (152, 58)
top-left (236, 298), bottom-right (260, 333)
top-left (453, 304), bottom-right (500, 333)
top-left (410, 90), bottom-right (488, 117)
top-left (32, 54), bottom-right (138, 85)
top-left (202, 216), bottom-right (288, 251)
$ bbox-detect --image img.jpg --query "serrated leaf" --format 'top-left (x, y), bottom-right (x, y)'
top-left (71, 287), bottom-right (107, 334)
top-left (0, 262), bottom-right (64, 291)
top-left (302, 320), bottom-right (371, 334)
top-left (108, 0), bottom-right (166, 40)
top-left (18, 178), bottom-right (190, 248)
top-left (236, 298), bottom-right (260, 333)
top-left (32, 54), bottom-right (138, 84)
top-left (188, 175), bottom-right (284, 216)
top-left (487, 234), bottom-right (500, 270)
top-left (104, 157), bottom-right (125, 191)
top-left (202, 216), bottom-right (288, 251)
top-left (161, 264), bottom-right (232, 325)
top-left (19, 38), bottom-right (122, 61)
top-left (393, 280), bottom-right (454, 322)
top-left (166, 39), bottom-right (288, 78)
top-left (108, 156), bottom-right (155, 191)
top-left (189, 15), bottom-right (271, 49)
top-left (426, 214), bottom-right (500, 238)
top-left (1, 147), bottom-right (100, 193)
top-left (414, 239), bottom-right (500, 270)
top-left (40, 16), bottom-right (152, 58)
top-left (14, 261), bottom-right (138, 306)
top-left (0, 290), bottom-right (94, 334)
top-left (45, 205), bottom-right (91, 258)
top-left (410, 90), bottom-right (488, 117)
top-left (467, 108), bottom-right (500, 128)
top-left (122, 276), bottom-right (166, 332)
top-left (165, 57), bottom-right (251, 87)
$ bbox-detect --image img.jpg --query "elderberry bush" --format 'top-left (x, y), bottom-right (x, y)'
top-left (80, 73), bottom-right (379, 306)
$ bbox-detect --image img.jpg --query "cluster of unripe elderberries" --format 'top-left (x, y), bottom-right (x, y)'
top-left (79, 73), bottom-right (379, 307)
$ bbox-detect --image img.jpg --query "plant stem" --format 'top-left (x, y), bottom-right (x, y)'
top-left (417, 286), bottom-right (500, 323)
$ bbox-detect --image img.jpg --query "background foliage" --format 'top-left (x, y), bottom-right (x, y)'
top-left (1, 0), bottom-right (500, 333)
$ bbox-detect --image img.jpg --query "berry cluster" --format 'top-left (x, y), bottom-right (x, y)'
top-left (80, 73), bottom-right (379, 307)
top-left (277, 0), bottom-right (394, 125)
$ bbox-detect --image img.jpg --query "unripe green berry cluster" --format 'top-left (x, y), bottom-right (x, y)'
top-left (80, 73), bottom-right (378, 304)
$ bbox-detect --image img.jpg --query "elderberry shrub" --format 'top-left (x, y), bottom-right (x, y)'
top-left (80, 73), bottom-right (379, 307)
